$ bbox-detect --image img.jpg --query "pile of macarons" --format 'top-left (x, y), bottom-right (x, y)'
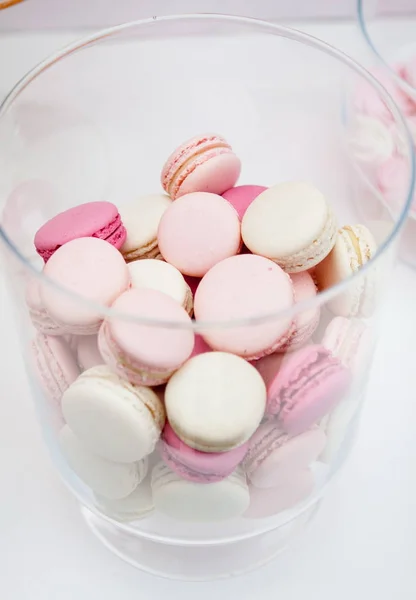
top-left (28, 132), bottom-right (376, 523)
top-left (350, 57), bottom-right (416, 214)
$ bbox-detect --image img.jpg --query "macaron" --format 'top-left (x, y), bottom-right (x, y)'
top-left (160, 423), bottom-right (249, 484)
top-left (165, 352), bottom-right (266, 453)
top-left (347, 115), bottom-right (395, 165)
top-left (222, 185), bottom-right (267, 220)
top-left (157, 192), bottom-right (241, 277)
top-left (40, 237), bottom-right (130, 335)
top-left (322, 316), bottom-right (373, 382)
top-left (119, 194), bottom-right (172, 262)
top-left (241, 182), bottom-right (337, 273)
top-left (98, 288), bottom-right (194, 386)
top-left (244, 469), bottom-right (315, 519)
top-left (128, 258), bottom-right (193, 315)
top-left (75, 334), bottom-right (104, 371)
top-left (161, 133), bottom-right (241, 200)
top-left (31, 333), bottom-right (80, 406)
top-left (194, 254), bottom-right (294, 359)
top-left (95, 471), bottom-right (154, 522)
top-left (34, 201), bottom-right (126, 262)
top-left (314, 224), bottom-right (378, 318)
top-left (279, 271), bottom-right (320, 352)
top-left (59, 425), bottom-right (146, 500)
top-left (25, 278), bottom-right (67, 335)
top-left (62, 365), bottom-right (165, 463)
top-left (151, 462), bottom-right (250, 522)
top-left (266, 344), bottom-right (351, 434)
top-left (243, 423), bottom-right (326, 488)
top-left (353, 66), bottom-right (415, 122)
top-left (402, 55), bottom-right (416, 90)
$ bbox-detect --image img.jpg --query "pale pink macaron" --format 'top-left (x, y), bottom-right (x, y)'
top-left (34, 201), bottom-right (127, 262)
top-left (377, 155), bottom-right (415, 214)
top-left (244, 469), bottom-right (315, 519)
top-left (266, 344), bottom-right (351, 434)
top-left (243, 423), bottom-right (326, 488)
top-left (194, 254), bottom-right (294, 360)
top-left (157, 192), bottom-right (241, 277)
top-left (402, 55), bottom-right (416, 91)
top-left (353, 66), bottom-right (415, 122)
top-left (279, 271), bottom-right (320, 352)
top-left (25, 278), bottom-right (67, 336)
top-left (161, 133), bottom-right (241, 200)
top-left (98, 288), bottom-right (194, 386)
top-left (222, 185), bottom-right (267, 220)
top-left (32, 333), bottom-right (80, 428)
top-left (160, 423), bottom-right (249, 484)
top-left (40, 237), bottom-right (131, 335)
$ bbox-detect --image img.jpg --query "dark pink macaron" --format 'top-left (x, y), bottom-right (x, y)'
top-left (34, 201), bottom-right (127, 262)
top-left (222, 185), bottom-right (267, 220)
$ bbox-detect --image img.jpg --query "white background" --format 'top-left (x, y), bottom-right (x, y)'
top-left (1, 18), bottom-right (416, 600)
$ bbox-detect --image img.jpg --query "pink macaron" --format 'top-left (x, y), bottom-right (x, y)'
top-left (98, 288), bottom-right (195, 386)
top-left (157, 192), bottom-right (241, 277)
top-left (160, 423), bottom-right (249, 484)
top-left (194, 254), bottom-right (294, 360)
top-left (161, 133), bottom-right (241, 200)
top-left (243, 423), bottom-right (326, 488)
top-left (25, 278), bottom-right (67, 336)
top-left (266, 344), bottom-right (351, 434)
top-left (244, 469), bottom-right (315, 519)
top-left (31, 333), bottom-right (80, 427)
top-left (222, 185), bottom-right (267, 220)
top-left (377, 155), bottom-right (415, 214)
top-left (353, 66), bottom-right (415, 122)
top-left (34, 201), bottom-right (127, 262)
top-left (40, 237), bottom-right (131, 335)
top-left (75, 335), bottom-right (104, 371)
top-left (279, 271), bottom-right (320, 352)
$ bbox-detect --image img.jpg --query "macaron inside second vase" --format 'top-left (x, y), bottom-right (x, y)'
top-left (157, 192), bottom-right (241, 277)
top-left (98, 288), bottom-right (194, 386)
top-left (194, 254), bottom-right (294, 360)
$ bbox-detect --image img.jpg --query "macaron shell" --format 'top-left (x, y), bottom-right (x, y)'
top-left (119, 194), bottom-right (172, 262)
top-left (281, 271), bottom-right (319, 351)
top-left (244, 469), bottom-right (315, 519)
top-left (40, 237), bottom-right (130, 333)
top-left (62, 365), bottom-right (165, 463)
top-left (267, 345), bottom-right (351, 434)
top-left (59, 425), bottom-right (142, 500)
top-left (34, 201), bottom-right (126, 260)
top-left (222, 185), bottom-right (268, 220)
top-left (152, 462), bottom-right (250, 522)
top-left (157, 192), bottom-right (241, 277)
top-left (194, 254), bottom-right (294, 359)
top-left (165, 352), bottom-right (266, 453)
top-left (99, 288), bottom-right (194, 374)
top-left (241, 182), bottom-right (337, 272)
top-left (26, 278), bottom-right (67, 335)
top-left (174, 152), bottom-right (241, 199)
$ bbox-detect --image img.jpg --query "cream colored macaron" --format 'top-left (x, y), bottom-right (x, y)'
top-left (128, 258), bottom-right (193, 314)
top-left (165, 352), bottom-right (266, 452)
top-left (241, 182), bottom-right (336, 273)
top-left (315, 224), bottom-right (377, 317)
top-left (119, 194), bottom-right (172, 261)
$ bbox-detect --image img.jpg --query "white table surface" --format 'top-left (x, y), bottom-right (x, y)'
top-left (1, 19), bottom-right (416, 600)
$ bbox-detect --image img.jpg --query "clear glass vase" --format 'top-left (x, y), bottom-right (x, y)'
top-left (0, 15), bottom-right (414, 581)
top-left (357, 0), bottom-right (416, 266)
